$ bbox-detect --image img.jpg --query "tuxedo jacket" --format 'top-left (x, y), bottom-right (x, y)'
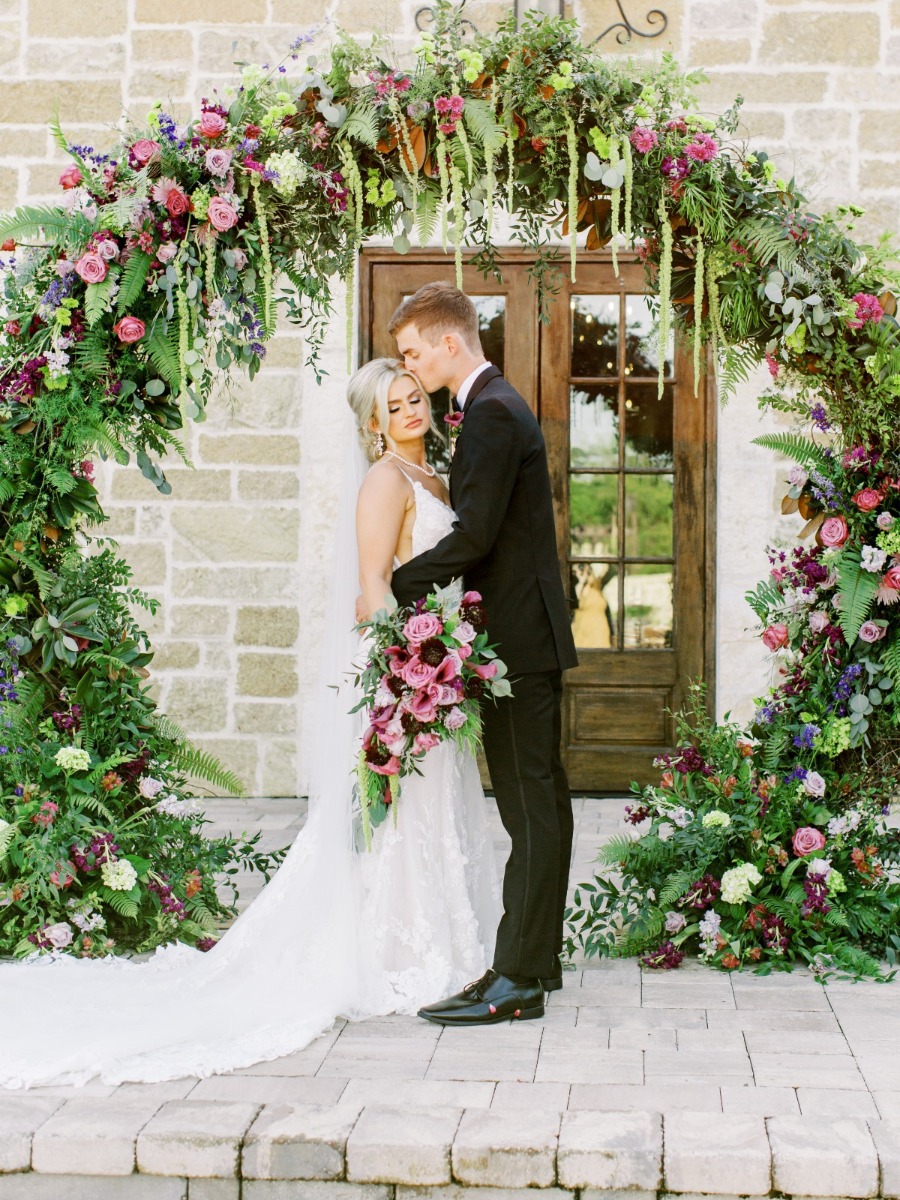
top-left (391, 366), bottom-right (578, 675)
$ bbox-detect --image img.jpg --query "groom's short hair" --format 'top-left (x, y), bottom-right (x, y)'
top-left (388, 282), bottom-right (481, 352)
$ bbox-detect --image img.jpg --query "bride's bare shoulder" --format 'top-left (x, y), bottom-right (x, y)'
top-left (357, 459), bottom-right (412, 512)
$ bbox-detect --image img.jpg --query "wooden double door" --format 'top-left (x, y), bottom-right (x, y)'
top-left (361, 249), bottom-right (716, 791)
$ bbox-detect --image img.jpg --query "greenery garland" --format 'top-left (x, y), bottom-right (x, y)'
top-left (0, 3), bottom-right (898, 972)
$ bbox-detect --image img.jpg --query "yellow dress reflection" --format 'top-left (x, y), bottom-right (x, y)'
top-left (572, 567), bottom-right (613, 649)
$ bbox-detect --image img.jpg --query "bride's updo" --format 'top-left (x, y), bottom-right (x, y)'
top-left (347, 358), bottom-right (434, 464)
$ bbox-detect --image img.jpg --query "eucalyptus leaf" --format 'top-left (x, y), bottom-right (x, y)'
top-left (601, 166), bottom-right (625, 189)
top-left (584, 151), bottom-right (603, 181)
top-left (144, 379), bottom-right (166, 396)
top-left (392, 233), bottom-right (411, 255)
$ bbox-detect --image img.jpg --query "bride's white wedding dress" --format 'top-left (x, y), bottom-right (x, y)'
top-left (0, 462), bottom-right (501, 1088)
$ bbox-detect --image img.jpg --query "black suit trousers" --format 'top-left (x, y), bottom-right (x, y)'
top-left (481, 670), bottom-right (573, 980)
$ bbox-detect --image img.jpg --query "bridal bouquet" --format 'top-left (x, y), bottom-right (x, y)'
top-left (352, 586), bottom-right (511, 848)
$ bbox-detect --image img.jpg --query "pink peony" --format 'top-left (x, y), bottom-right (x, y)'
top-left (859, 620), bottom-right (886, 643)
top-left (630, 126), bottom-right (659, 153)
top-left (58, 164), bottom-right (82, 189)
top-left (400, 655), bottom-right (439, 689)
top-left (205, 147), bottom-right (232, 177)
top-left (792, 826), bottom-right (826, 857)
top-left (74, 251), bottom-right (108, 284)
top-left (207, 196), bottom-right (239, 232)
top-left (853, 487), bottom-right (884, 512)
top-left (761, 623), bottom-right (789, 651)
top-left (403, 612), bottom-right (443, 645)
top-left (473, 661), bottom-right (498, 680)
top-left (819, 516), bottom-right (849, 547)
top-left (413, 731), bottom-right (441, 755)
top-left (112, 316), bottom-right (146, 344)
top-left (848, 292), bottom-right (884, 330)
top-left (684, 133), bottom-right (719, 162)
top-left (199, 111), bottom-right (227, 139)
top-left (130, 138), bottom-right (161, 166)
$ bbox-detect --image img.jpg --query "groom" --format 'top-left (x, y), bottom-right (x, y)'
top-left (389, 282), bottom-right (578, 1026)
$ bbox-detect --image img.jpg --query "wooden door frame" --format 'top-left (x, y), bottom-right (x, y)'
top-left (359, 246), bottom-right (718, 728)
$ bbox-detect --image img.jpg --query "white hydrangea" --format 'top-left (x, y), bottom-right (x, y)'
top-left (267, 150), bottom-right (308, 199)
top-left (702, 810), bottom-right (731, 829)
top-left (861, 545), bottom-right (888, 573)
top-left (720, 862), bottom-right (762, 905)
top-left (154, 794), bottom-right (202, 819)
top-left (54, 746), bottom-right (91, 773)
top-left (100, 858), bottom-right (137, 892)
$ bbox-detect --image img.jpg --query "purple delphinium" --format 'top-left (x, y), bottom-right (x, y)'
top-left (809, 403), bottom-right (830, 432)
top-left (829, 662), bottom-right (863, 713)
top-left (792, 723), bottom-right (820, 750)
top-left (785, 766), bottom-right (808, 784)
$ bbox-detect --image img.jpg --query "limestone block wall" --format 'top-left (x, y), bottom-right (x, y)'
top-left (1, 1), bottom-right (897, 794)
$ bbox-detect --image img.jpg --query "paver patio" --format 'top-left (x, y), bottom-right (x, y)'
top-left (3, 796), bottom-right (899, 1196)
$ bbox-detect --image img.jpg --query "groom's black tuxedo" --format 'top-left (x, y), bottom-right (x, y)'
top-left (391, 365), bottom-right (577, 980)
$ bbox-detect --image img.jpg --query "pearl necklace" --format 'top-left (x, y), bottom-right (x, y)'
top-left (384, 450), bottom-right (437, 478)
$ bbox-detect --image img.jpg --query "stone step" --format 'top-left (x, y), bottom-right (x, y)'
top-left (1, 1097), bottom-right (898, 1197)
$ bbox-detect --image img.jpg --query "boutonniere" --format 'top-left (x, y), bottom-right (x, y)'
top-left (444, 409), bottom-right (464, 457)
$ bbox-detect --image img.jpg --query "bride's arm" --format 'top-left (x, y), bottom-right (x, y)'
top-left (355, 465), bottom-right (409, 621)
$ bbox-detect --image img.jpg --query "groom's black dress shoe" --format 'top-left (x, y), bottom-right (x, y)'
top-left (418, 969), bottom-right (545, 1026)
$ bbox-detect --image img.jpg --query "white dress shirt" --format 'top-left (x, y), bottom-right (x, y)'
top-left (455, 361), bottom-right (493, 410)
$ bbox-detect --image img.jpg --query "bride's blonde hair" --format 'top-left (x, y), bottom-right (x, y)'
top-left (347, 358), bottom-right (435, 464)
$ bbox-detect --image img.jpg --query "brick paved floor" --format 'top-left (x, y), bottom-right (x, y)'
top-left (8, 795), bottom-right (900, 1119)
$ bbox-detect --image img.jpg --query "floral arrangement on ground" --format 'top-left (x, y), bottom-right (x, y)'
top-left (0, 3), bottom-right (897, 963)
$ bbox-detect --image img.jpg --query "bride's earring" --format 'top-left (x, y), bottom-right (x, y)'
top-left (373, 431), bottom-right (385, 458)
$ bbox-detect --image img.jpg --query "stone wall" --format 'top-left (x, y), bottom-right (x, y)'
top-left (1, 1), bottom-right (898, 794)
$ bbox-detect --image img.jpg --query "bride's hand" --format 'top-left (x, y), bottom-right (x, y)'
top-left (355, 593), bottom-right (368, 624)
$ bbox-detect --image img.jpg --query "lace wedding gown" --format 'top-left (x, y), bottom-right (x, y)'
top-left (0, 473), bottom-right (501, 1088)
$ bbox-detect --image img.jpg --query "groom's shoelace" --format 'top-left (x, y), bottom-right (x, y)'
top-left (464, 967), bottom-right (500, 998)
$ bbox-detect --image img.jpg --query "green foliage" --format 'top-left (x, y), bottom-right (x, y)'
top-left (751, 432), bottom-right (832, 473)
top-left (835, 554), bottom-right (880, 645)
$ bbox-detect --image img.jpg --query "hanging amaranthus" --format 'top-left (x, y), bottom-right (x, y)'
top-left (250, 175), bottom-right (274, 335)
top-left (564, 114), bottom-right (578, 283)
top-left (450, 158), bottom-right (465, 289)
top-left (706, 250), bottom-right (726, 366)
top-left (657, 188), bottom-right (674, 400)
top-left (622, 135), bottom-right (634, 245)
top-left (387, 92), bottom-right (419, 212)
top-left (173, 256), bottom-right (190, 416)
top-left (505, 120), bottom-right (516, 213)
top-left (453, 91), bottom-right (475, 184)
top-left (692, 230), bottom-right (705, 396)
top-left (338, 144), bottom-right (365, 248)
top-left (484, 77), bottom-right (498, 240)
top-left (609, 136), bottom-right (621, 277)
top-left (204, 236), bottom-right (216, 301)
top-left (345, 250), bottom-right (355, 374)
top-left (436, 127), bottom-right (451, 252)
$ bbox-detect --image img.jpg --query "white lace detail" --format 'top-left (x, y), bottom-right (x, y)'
top-left (0, 483), bottom-right (500, 1088)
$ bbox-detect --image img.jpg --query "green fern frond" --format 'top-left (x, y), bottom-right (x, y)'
top-left (169, 744), bottom-right (246, 797)
top-left (658, 868), bottom-right (696, 908)
top-left (751, 432), bottom-right (831, 472)
top-left (736, 215), bottom-right (803, 271)
top-left (116, 250), bottom-right (153, 314)
top-left (463, 98), bottom-right (506, 152)
top-left (416, 185), bottom-right (441, 248)
top-left (98, 886), bottom-right (139, 918)
top-left (145, 325), bottom-right (183, 390)
top-left (597, 832), bottom-right (639, 866)
top-left (836, 553), bottom-right (879, 644)
top-left (0, 205), bottom-right (89, 246)
top-left (745, 577), bottom-right (784, 622)
top-left (0, 822), bottom-right (15, 862)
top-left (717, 343), bottom-right (761, 403)
top-left (883, 636), bottom-right (900, 690)
top-left (342, 106), bottom-right (379, 149)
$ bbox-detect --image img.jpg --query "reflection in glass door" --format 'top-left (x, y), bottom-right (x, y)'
top-left (569, 294), bottom-right (675, 653)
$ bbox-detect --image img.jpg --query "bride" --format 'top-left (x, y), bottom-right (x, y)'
top-left (0, 358), bottom-right (501, 1088)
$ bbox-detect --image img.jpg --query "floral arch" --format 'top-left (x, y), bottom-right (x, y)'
top-left (0, 4), bottom-right (898, 975)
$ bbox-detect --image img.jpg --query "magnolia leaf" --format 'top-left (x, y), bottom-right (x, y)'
top-left (797, 512), bottom-right (824, 540)
top-left (781, 494), bottom-right (800, 515)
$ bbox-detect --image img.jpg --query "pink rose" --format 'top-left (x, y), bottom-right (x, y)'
top-left (49, 866), bottom-right (74, 889)
top-left (199, 111), bottom-right (227, 139)
top-left (157, 242), bottom-right (177, 263)
top-left (761, 623), bottom-right (789, 651)
top-left (819, 516), bottom-right (849, 547)
top-left (403, 612), bottom-right (443, 645)
top-left (152, 178), bottom-right (191, 218)
top-left (95, 238), bottom-right (119, 261)
top-left (413, 731), bottom-right (441, 755)
top-left (792, 826), bottom-right (826, 857)
top-left (853, 487), bottom-right (884, 513)
top-left (453, 621), bottom-right (476, 645)
top-left (859, 620), bottom-right (886, 643)
top-left (74, 251), bottom-right (108, 284)
top-left (427, 682), bottom-right (458, 707)
top-left (456, 642), bottom-right (473, 660)
top-left (444, 706), bottom-right (466, 731)
top-left (59, 164), bottom-right (82, 189)
top-left (44, 921), bottom-right (74, 948)
top-left (231, 247), bottom-right (248, 270)
top-left (131, 138), bottom-right (161, 166)
top-left (205, 147), bottom-right (232, 177)
top-left (882, 564), bottom-right (900, 590)
top-left (400, 655), bottom-right (439, 689)
top-left (462, 591), bottom-right (482, 604)
top-left (207, 196), bottom-right (239, 232)
top-left (877, 512), bottom-right (894, 531)
top-left (112, 316), bottom-right (146, 344)
top-left (473, 661), bottom-right (498, 680)
top-left (808, 610), bottom-right (830, 634)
